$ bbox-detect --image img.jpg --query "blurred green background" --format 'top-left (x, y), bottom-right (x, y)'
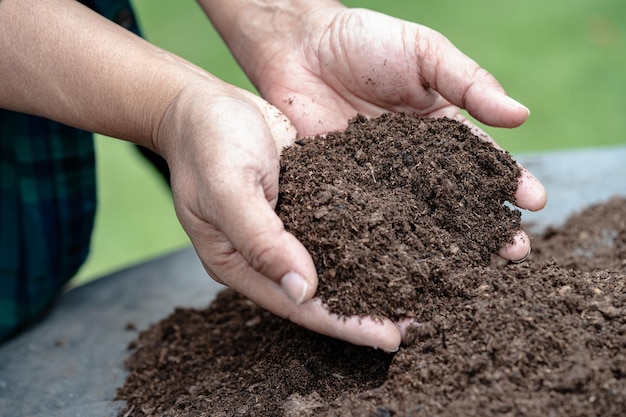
top-left (72, 0), bottom-right (625, 284)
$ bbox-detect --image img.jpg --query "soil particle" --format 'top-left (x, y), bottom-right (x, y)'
top-left (116, 114), bottom-right (625, 417)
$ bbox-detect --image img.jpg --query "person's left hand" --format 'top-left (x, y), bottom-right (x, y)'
top-left (242, 6), bottom-right (546, 243)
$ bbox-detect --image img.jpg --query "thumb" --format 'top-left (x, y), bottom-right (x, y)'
top-left (226, 202), bottom-right (318, 305)
top-left (214, 169), bottom-right (318, 305)
top-left (213, 96), bottom-right (317, 304)
top-left (421, 30), bottom-right (530, 128)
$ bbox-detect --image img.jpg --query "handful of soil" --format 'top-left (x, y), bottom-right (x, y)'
top-left (276, 113), bottom-right (521, 320)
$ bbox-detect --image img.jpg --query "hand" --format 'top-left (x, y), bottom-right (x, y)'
top-left (156, 83), bottom-right (405, 351)
top-left (237, 5), bottom-right (547, 261)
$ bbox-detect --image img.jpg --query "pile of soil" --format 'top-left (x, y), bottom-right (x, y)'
top-left (116, 114), bottom-right (625, 417)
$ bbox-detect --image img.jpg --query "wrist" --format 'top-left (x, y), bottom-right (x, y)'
top-left (153, 78), bottom-right (235, 162)
top-left (198, 0), bottom-right (344, 86)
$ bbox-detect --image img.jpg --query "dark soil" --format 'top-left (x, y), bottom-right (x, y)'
top-left (276, 114), bottom-right (521, 321)
top-left (116, 114), bottom-right (625, 417)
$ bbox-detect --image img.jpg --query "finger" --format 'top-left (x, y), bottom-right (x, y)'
top-left (515, 168), bottom-right (547, 211)
top-left (498, 230), bottom-right (531, 262)
top-left (222, 266), bottom-right (402, 351)
top-left (211, 115), bottom-right (317, 305)
top-left (419, 30), bottom-right (530, 128)
top-left (293, 299), bottom-right (402, 352)
top-left (211, 166), bottom-right (317, 306)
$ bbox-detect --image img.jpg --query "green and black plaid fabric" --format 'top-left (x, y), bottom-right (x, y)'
top-left (0, 0), bottom-right (141, 342)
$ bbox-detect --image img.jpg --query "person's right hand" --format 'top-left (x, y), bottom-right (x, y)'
top-left (155, 83), bottom-right (410, 351)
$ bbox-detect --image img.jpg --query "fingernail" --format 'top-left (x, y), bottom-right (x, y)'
top-left (511, 247), bottom-right (532, 264)
top-left (505, 95), bottom-right (530, 116)
top-left (281, 272), bottom-right (308, 305)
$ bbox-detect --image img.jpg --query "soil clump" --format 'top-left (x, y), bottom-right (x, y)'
top-left (116, 114), bottom-right (625, 417)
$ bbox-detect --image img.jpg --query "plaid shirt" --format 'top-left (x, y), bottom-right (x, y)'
top-left (0, 0), bottom-right (141, 342)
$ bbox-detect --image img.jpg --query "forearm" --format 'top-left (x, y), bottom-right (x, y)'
top-left (0, 0), bottom-right (220, 149)
top-left (197, 0), bottom-right (342, 86)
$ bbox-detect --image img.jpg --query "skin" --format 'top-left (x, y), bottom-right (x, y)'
top-left (0, 0), bottom-right (546, 351)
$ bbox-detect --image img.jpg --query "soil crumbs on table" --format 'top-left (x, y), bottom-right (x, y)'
top-left (116, 114), bottom-right (625, 417)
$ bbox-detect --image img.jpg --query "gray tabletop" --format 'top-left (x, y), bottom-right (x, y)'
top-left (0, 145), bottom-right (624, 417)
